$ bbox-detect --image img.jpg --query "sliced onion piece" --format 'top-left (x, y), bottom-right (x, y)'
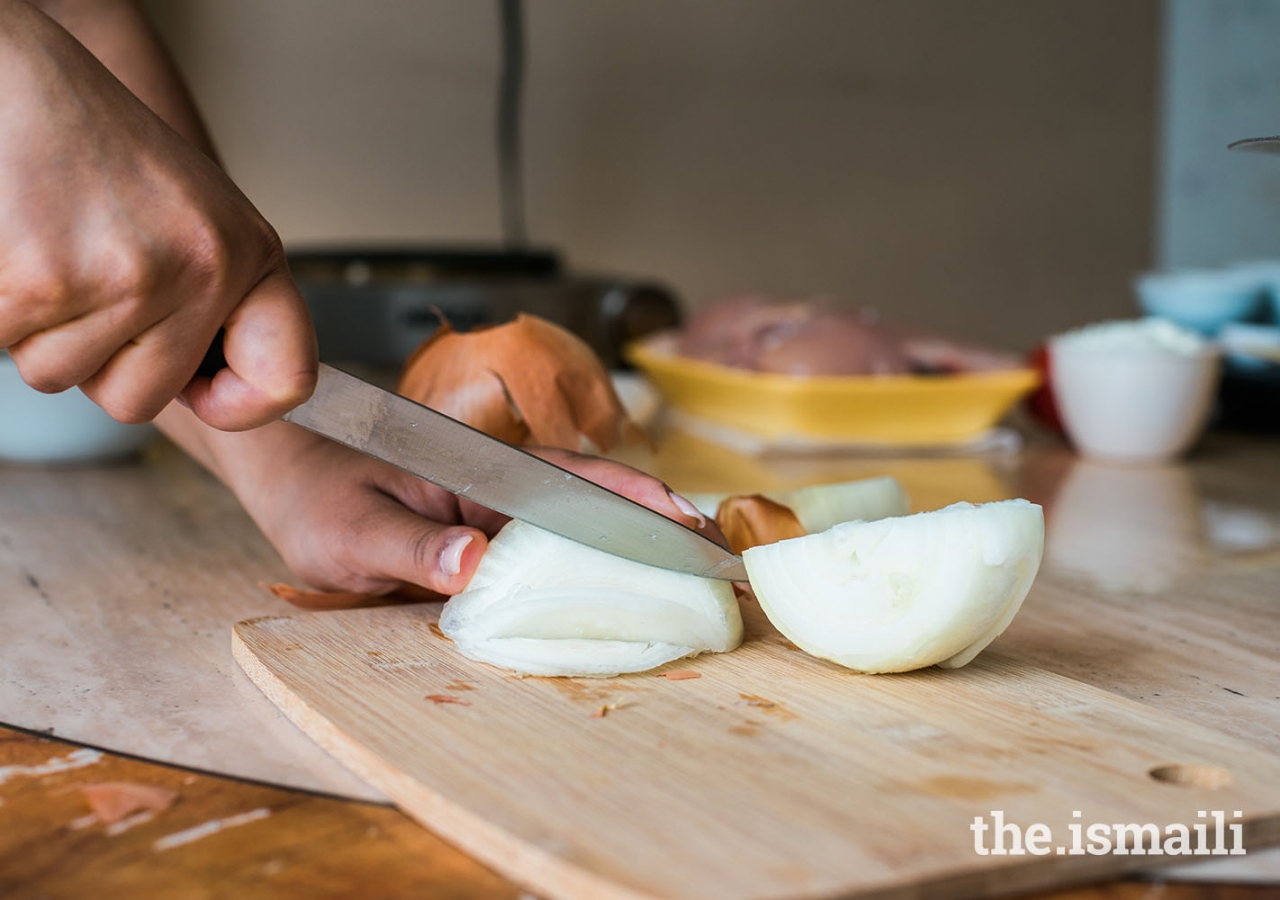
top-left (440, 520), bottom-right (743, 676)
top-left (776, 476), bottom-right (909, 534)
top-left (742, 499), bottom-right (1044, 673)
top-left (688, 476), bottom-right (908, 532)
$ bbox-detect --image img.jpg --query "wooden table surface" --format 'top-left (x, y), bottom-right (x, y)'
top-left (2, 424), bottom-right (1279, 899)
top-left (0, 722), bottom-right (1273, 900)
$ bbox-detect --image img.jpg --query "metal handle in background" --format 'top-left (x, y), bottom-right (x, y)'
top-left (1228, 136), bottom-right (1280, 153)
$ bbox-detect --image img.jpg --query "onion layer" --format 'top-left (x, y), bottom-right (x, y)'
top-left (742, 500), bottom-right (1044, 673)
top-left (440, 520), bottom-right (743, 676)
top-left (689, 476), bottom-right (909, 542)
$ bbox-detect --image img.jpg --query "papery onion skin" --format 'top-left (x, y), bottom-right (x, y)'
top-left (264, 582), bottom-right (440, 610)
top-left (688, 476), bottom-right (908, 534)
top-left (398, 313), bottom-right (646, 453)
top-left (80, 782), bottom-right (179, 825)
top-left (742, 500), bottom-right (1044, 674)
top-left (715, 494), bottom-right (807, 554)
top-left (440, 520), bottom-right (743, 677)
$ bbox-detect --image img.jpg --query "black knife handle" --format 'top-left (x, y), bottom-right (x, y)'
top-left (197, 329), bottom-right (227, 378)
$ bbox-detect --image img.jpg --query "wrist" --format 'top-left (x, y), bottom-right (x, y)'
top-left (155, 403), bottom-right (322, 518)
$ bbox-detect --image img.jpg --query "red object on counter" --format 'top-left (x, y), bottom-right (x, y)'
top-left (1025, 344), bottom-right (1065, 435)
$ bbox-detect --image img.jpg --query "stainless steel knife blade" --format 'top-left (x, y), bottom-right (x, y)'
top-left (282, 364), bottom-right (747, 581)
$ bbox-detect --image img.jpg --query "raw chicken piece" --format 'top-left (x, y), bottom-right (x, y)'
top-left (679, 297), bottom-right (910, 376)
top-left (677, 295), bottom-right (776, 368)
top-left (888, 327), bottom-right (1024, 374)
top-left (755, 309), bottom-right (910, 376)
top-left (678, 297), bottom-right (1020, 376)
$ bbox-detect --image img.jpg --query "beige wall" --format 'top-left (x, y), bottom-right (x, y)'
top-left (141, 0), bottom-right (1158, 350)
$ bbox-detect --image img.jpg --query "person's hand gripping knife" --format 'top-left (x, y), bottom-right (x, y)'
top-left (1, 0), bottom-right (719, 597)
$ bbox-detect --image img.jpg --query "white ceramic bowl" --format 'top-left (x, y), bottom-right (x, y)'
top-left (0, 351), bottom-right (156, 464)
top-left (1049, 321), bottom-right (1221, 464)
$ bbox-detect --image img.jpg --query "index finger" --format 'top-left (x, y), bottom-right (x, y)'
top-left (526, 446), bottom-right (731, 549)
top-left (182, 269), bottom-right (318, 431)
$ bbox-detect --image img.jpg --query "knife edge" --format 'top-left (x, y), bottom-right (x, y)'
top-left (282, 364), bottom-right (748, 581)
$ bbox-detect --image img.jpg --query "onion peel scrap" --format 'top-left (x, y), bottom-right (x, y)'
top-left (80, 782), bottom-right (178, 825)
top-left (424, 694), bottom-right (470, 706)
top-left (263, 582), bottom-right (441, 610)
top-left (398, 313), bottom-right (646, 452)
top-left (715, 494), bottom-right (807, 554)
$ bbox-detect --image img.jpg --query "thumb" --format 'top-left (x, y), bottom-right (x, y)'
top-left (182, 270), bottom-right (318, 431)
top-left (355, 510), bottom-right (489, 595)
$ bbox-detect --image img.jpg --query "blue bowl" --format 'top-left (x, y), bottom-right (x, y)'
top-left (1230, 260), bottom-right (1280, 324)
top-left (1134, 269), bottom-right (1269, 336)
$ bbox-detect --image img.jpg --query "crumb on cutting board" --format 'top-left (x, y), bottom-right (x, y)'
top-left (424, 694), bottom-right (470, 706)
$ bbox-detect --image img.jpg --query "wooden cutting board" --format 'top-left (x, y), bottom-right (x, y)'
top-left (233, 601), bottom-right (1280, 900)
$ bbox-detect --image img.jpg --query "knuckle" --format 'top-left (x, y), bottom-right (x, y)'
top-left (252, 216), bottom-right (286, 263)
top-left (84, 381), bottom-right (165, 424)
top-left (9, 351), bottom-right (76, 394)
top-left (278, 365), bottom-right (318, 405)
top-left (94, 241), bottom-right (158, 304)
top-left (182, 211), bottom-right (282, 302)
top-left (179, 220), bottom-right (233, 295)
top-left (21, 368), bottom-right (75, 395)
top-left (3, 254), bottom-right (74, 313)
top-left (102, 396), bottom-right (161, 425)
top-left (408, 530), bottom-right (439, 579)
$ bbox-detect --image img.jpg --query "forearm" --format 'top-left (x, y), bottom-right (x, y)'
top-left (158, 404), bottom-right (272, 491)
top-left (25, 0), bottom-right (216, 156)
top-left (156, 404), bottom-right (306, 509)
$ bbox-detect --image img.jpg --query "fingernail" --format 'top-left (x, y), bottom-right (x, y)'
top-left (440, 533), bottom-right (473, 578)
top-left (666, 489), bottom-right (706, 528)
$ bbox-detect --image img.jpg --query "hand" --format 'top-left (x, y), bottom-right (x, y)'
top-left (175, 411), bottom-right (725, 597)
top-left (0, 2), bottom-right (316, 430)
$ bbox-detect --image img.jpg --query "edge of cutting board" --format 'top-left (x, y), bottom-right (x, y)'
top-left (231, 622), bottom-right (652, 900)
top-left (232, 609), bottom-right (1280, 900)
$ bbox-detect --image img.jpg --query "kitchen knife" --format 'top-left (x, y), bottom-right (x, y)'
top-left (196, 337), bottom-right (747, 581)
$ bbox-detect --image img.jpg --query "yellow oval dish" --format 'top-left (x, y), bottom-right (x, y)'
top-left (626, 334), bottom-right (1041, 447)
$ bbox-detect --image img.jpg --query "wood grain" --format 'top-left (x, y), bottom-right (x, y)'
top-left (233, 600), bottom-right (1280, 900)
top-left (3, 433), bottom-right (1278, 897)
top-left (4, 724), bottom-right (1277, 900)
top-left (0, 442), bottom-right (382, 800)
top-left (619, 433), bottom-right (1280, 759)
top-left (0, 726), bottom-right (515, 900)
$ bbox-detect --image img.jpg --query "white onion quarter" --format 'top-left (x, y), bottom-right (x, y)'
top-left (440, 520), bottom-right (743, 677)
top-left (743, 500), bottom-right (1044, 673)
